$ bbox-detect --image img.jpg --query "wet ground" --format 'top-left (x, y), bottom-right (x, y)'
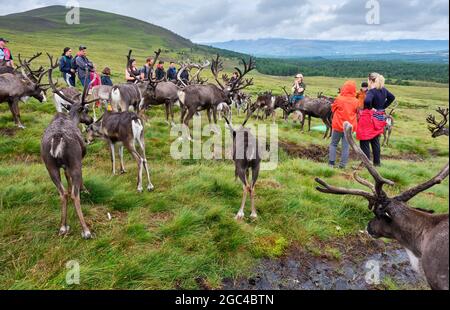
top-left (223, 235), bottom-right (428, 290)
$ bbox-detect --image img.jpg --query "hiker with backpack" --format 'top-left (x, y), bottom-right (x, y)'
top-left (74, 45), bottom-right (94, 87)
top-left (59, 47), bottom-right (76, 87)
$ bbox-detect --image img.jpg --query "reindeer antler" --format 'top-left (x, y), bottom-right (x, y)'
top-left (211, 54), bottom-right (225, 90)
top-left (231, 57), bottom-right (256, 92)
top-left (427, 107), bottom-right (449, 135)
top-left (316, 122), bottom-right (395, 208)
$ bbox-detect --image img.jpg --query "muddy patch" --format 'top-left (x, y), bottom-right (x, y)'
top-left (280, 140), bottom-right (427, 163)
top-left (0, 128), bottom-right (17, 137)
top-left (280, 141), bottom-right (328, 162)
top-left (223, 235), bottom-right (428, 290)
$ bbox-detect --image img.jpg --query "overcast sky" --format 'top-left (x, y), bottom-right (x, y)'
top-left (0, 0), bottom-right (448, 42)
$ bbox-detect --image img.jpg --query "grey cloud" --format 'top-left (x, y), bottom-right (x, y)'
top-left (0, 0), bottom-right (448, 41)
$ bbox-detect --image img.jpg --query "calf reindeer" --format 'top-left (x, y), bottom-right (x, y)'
top-left (316, 122), bottom-right (449, 290)
top-left (86, 111), bottom-right (154, 193)
top-left (427, 107), bottom-right (449, 138)
top-left (224, 113), bottom-right (261, 220)
top-left (382, 107), bottom-right (396, 147)
top-left (42, 54), bottom-right (95, 239)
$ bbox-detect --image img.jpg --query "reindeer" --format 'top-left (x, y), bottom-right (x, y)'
top-left (86, 112), bottom-right (154, 193)
top-left (295, 97), bottom-right (333, 139)
top-left (316, 122), bottom-right (449, 290)
top-left (224, 112), bottom-right (261, 220)
top-left (0, 57), bottom-right (50, 128)
top-left (42, 54), bottom-right (95, 239)
top-left (178, 55), bottom-right (255, 140)
top-left (231, 91), bottom-right (251, 116)
top-left (382, 104), bottom-right (398, 147)
top-left (177, 60), bottom-right (210, 88)
top-left (427, 107), bottom-right (449, 138)
top-left (54, 87), bottom-right (82, 113)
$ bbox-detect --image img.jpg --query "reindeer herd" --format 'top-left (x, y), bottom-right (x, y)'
top-left (0, 50), bottom-right (449, 290)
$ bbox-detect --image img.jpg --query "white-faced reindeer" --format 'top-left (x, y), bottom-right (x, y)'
top-left (224, 112), bottom-right (261, 220)
top-left (316, 122), bottom-right (449, 290)
top-left (86, 111), bottom-right (154, 193)
top-left (178, 55), bottom-right (255, 140)
top-left (0, 53), bottom-right (50, 128)
top-left (42, 54), bottom-right (96, 239)
top-left (382, 105), bottom-right (397, 147)
top-left (427, 107), bottom-right (449, 138)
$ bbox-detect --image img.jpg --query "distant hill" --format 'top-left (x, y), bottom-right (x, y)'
top-left (0, 6), bottom-right (244, 66)
top-left (208, 39), bottom-right (449, 63)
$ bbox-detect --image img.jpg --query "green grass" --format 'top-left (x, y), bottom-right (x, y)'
top-left (0, 6), bottom-right (449, 291)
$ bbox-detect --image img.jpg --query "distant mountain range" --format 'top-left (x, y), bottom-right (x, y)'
top-left (207, 39), bottom-right (449, 63)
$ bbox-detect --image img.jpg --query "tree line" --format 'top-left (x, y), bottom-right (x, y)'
top-left (256, 58), bottom-right (449, 84)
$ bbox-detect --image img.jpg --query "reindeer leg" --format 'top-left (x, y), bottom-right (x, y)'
top-left (184, 109), bottom-right (197, 142)
top-left (124, 141), bottom-right (145, 193)
top-left (165, 102), bottom-right (170, 125)
top-left (136, 136), bottom-right (154, 192)
top-left (48, 167), bottom-right (70, 236)
top-left (109, 142), bottom-right (116, 175)
top-left (308, 115), bottom-right (312, 132)
top-left (170, 101), bottom-right (175, 126)
top-left (236, 184), bottom-right (249, 221)
top-left (119, 145), bottom-right (127, 174)
top-left (8, 99), bottom-right (25, 129)
top-left (250, 165), bottom-right (260, 220)
top-left (70, 169), bottom-right (91, 239)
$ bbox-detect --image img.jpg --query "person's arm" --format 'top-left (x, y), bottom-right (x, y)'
top-left (125, 69), bottom-right (134, 81)
top-left (385, 89), bottom-right (396, 109)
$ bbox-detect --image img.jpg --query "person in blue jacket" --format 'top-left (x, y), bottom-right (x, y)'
top-left (59, 47), bottom-right (75, 87)
top-left (101, 67), bottom-right (113, 86)
top-left (167, 62), bottom-right (177, 82)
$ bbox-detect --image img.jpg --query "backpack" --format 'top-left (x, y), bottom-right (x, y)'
top-left (71, 56), bottom-right (78, 71)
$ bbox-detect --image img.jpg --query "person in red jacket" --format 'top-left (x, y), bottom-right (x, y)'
top-left (329, 80), bottom-right (360, 169)
top-left (357, 72), bottom-right (396, 166)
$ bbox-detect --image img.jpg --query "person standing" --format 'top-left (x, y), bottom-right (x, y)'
top-left (291, 74), bottom-right (306, 104)
top-left (140, 57), bottom-right (154, 80)
top-left (356, 81), bottom-right (369, 110)
top-left (155, 61), bottom-right (166, 81)
top-left (167, 62), bottom-right (177, 82)
top-left (75, 46), bottom-right (94, 87)
top-left (126, 58), bottom-right (141, 83)
top-left (0, 38), bottom-right (14, 67)
top-left (328, 81), bottom-right (360, 169)
top-left (101, 67), bottom-right (113, 86)
top-left (179, 65), bottom-right (189, 85)
top-left (357, 73), bottom-right (396, 167)
top-left (59, 47), bottom-right (76, 87)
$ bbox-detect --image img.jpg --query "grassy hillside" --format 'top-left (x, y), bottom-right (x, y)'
top-left (0, 7), bottom-right (449, 290)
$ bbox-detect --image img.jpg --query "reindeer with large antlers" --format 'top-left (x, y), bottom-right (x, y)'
top-left (316, 122), bottom-right (449, 290)
top-left (0, 52), bottom-right (50, 128)
top-left (427, 107), bottom-right (449, 138)
top-left (224, 111), bottom-right (261, 220)
top-left (178, 55), bottom-right (256, 140)
top-left (41, 54), bottom-right (96, 239)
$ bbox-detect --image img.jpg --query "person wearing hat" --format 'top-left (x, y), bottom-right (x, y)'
top-left (0, 38), bottom-right (14, 68)
top-left (356, 81), bottom-right (369, 109)
top-left (59, 47), bottom-right (76, 87)
top-left (291, 74), bottom-right (306, 104)
top-left (75, 45), bottom-right (94, 87)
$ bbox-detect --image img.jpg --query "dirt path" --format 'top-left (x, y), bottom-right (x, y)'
top-left (223, 235), bottom-right (428, 290)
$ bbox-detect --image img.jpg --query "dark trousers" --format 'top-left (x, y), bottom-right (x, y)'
top-left (360, 136), bottom-right (381, 166)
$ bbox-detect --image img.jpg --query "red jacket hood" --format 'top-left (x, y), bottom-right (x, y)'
top-left (339, 80), bottom-right (357, 97)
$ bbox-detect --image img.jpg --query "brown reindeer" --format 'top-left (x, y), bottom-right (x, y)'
top-left (178, 55), bottom-right (255, 140)
top-left (42, 54), bottom-right (95, 239)
top-left (224, 112), bottom-right (261, 220)
top-left (427, 107), bottom-right (449, 138)
top-left (316, 122), bottom-right (449, 290)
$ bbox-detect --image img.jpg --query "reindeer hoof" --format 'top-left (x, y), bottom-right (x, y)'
top-left (147, 184), bottom-right (155, 192)
top-left (59, 225), bottom-right (71, 236)
top-left (17, 124), bottom-right (26, 129)
top-left (137, 187), bottom-right (144, 193)
top-left (120, 170), bottom-right (127, 175)
top-left (81, 231), bottom-right (92, 240)
top-left (235, 212), bottom-right (245, 221)
top-left (250, 213), bottom-right (258, 220)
